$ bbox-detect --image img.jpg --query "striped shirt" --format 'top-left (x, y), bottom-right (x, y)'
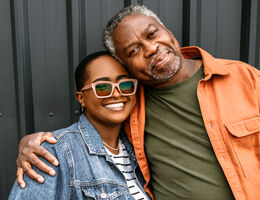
top-left (105, 140), bottom-right (149, 200)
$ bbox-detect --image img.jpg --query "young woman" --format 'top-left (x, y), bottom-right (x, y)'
top-left (9, 51), bottom-right (150, 200)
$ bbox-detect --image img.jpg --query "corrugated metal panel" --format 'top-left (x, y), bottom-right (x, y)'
top-left (0, 0), bottom-right (20, 197)
top-left (28, 1), bottom-right (71, 131)
top-left (0, 0), bottom-right (259, 198)
top-left (249, 0), bottom-right (260, 67)
top-left (143, 0), bottom-right (183, 43)
top-left (202, 0), bottom-right (242, 60)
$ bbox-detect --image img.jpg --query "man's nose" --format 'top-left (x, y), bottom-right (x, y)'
top-left (143, 41), bottom-right (158, 57)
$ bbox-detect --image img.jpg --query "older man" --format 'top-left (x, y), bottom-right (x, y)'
top-left (16, 5), bottom-right (260, 200)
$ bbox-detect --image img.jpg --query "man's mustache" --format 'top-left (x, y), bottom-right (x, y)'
top-left (148, 48), bottom-right (175, 69)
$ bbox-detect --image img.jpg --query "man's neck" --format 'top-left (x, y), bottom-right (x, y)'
top-left (154, 58), bottom-right (202, 88)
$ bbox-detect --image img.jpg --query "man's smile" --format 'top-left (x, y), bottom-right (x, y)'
top-left (153, 51), bottom-right (169, 70)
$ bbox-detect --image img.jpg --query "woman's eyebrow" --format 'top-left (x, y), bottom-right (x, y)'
top-left (116, 75), bottom-right (129, 81)
top-left (93, 77), bottom-right (110, 82)
top-left (93, 75), bottom-right (129, 83)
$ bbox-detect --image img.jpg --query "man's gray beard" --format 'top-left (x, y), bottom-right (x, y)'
top-left (147, 48), bottom-right (181, 82)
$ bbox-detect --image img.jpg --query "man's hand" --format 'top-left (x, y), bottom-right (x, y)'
top-left (16, 132), bottom-right (59, 188)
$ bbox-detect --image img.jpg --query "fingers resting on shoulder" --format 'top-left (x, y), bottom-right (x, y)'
top-left (16, 132), bottom-right (59, 188)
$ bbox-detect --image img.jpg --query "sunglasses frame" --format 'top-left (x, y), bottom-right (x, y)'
top-left (81, 78), bottom-right (138, 98)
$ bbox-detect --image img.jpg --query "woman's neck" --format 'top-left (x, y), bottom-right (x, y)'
top-left (86, 115), bottom-right (122, 154)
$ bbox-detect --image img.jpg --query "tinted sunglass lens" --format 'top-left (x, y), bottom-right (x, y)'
top-left (95, 83), bottom-right (112, 96)
top-left (119, 81), bottom-right (135, 94)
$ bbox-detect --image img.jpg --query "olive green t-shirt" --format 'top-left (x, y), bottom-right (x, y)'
top-left (144, 66), bottom-right (234, 199)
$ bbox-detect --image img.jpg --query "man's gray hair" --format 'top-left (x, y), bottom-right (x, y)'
top-left (103, 5), bottom-right (163, 63)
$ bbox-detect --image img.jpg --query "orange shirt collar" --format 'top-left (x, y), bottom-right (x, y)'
top-left (182, 46), bottom-right (230, 80)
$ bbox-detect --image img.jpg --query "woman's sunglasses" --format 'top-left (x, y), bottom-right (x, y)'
top-left (81, 78), bottom-right (138, 98)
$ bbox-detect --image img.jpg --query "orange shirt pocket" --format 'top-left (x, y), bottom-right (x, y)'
top-left (225, 114), bottom-right (260, 177)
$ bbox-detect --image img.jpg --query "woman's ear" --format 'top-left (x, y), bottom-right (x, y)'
top-left (75, 92), bottom-right (84, 105)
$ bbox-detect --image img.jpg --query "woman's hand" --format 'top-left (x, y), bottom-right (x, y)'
top-left (16, 132), bottom-right (59, 188)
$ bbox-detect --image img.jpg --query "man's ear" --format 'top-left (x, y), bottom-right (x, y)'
top-left (75, 92), bottom-right (84, 105)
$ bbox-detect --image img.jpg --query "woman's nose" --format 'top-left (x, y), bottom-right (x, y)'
top-left (111, 87), bottom-right (121, 98)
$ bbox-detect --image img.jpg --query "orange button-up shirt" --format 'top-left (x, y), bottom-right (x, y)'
top-left (124, 46), bottom-right (260, 200)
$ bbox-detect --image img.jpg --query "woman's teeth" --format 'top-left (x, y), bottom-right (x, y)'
top-left (105, 102), bottom-right (124, 110)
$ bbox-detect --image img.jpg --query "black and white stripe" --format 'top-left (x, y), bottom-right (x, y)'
top-left (105, 140), bottom-right (149, 200)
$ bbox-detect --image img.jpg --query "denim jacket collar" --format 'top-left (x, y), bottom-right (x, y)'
top-left (78, 114), bottom-right (136, 160)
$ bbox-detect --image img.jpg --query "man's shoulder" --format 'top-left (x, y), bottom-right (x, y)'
top-left (216, 58), bottom-right (260, 76)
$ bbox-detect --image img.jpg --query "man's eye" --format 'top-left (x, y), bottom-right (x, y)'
top-left (129, 47), bottom-right (139, 57)
top-left (148, 30), bottom-right (158, 39)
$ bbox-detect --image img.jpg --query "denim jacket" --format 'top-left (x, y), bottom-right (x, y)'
top-left (9, 114), bottom-right (148, 200)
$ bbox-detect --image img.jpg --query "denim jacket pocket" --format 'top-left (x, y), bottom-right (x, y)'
top-left (224, 114), bottom-right (260, 177)
top-left (81, 182), bottom-right (128, 200)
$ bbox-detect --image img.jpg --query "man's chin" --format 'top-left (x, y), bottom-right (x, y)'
top-left (151, 73), bottom-right (174, 83)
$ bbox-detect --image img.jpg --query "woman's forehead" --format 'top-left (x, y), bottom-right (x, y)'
top-left (86, 55), bottom-right (129, 81)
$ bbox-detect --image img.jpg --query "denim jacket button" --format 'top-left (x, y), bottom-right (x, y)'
top-left (101, 192), bottom-right (107, 198)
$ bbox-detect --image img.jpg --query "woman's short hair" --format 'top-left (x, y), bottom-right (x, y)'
top-left (75, 51), bottom-right (111, 91)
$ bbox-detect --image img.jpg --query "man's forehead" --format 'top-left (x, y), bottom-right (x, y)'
top-left (118, 13), bottom-right (159, 28)
top-left (113, 14), bottom-right (160, 44)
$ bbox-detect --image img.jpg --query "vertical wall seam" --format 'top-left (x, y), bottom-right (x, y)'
top-left (124, 0), bottom-right (143, 7)
top-left (215, 0), bottom-right (219, 56)
top-left (13, 0), bottom-right (35, 134)
top-left (9, 0), bottom-right (22, 139)
top-left (21, 0), bottom-right (35, 133)
top-left (100, 0), bottom-right (104, 47)
top-left (66, 0), bottom-right (77, 123)
top-left (196, 0), bottom-right (201, 46)
top-left (78, 0), bottom-right (86, 61)
top-left (182, 0), bottom-right (190, 46)
top-left (138, 0), bottom-right (144, 5)
top-left (124, 0), bottom-right (130, 7)
top-left (240, 0), bottom-right (251, 62)
top-left (255, 0), bottom-right (260, 68)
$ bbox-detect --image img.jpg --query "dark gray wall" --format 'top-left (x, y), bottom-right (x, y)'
top-left (1, 0), bottom-right (259, 198)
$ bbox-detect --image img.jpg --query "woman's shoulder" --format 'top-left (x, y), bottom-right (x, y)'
top-left (52, 122), bottom-right (81, 140)
top-left (41, 122), bottom-right (82, 153)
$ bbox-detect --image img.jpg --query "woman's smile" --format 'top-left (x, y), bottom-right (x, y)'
top-left (104, 102), bottom-right (126, 111)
